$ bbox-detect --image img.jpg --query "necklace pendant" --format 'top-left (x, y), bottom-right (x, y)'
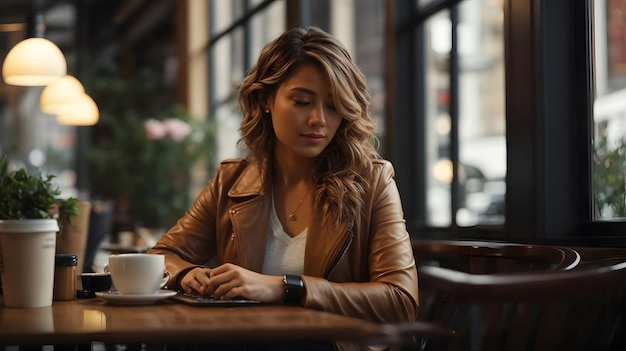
top-left (289, 213), bottom-right (297, 221)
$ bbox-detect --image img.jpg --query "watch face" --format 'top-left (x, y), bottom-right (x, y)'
top-left (284, 275), bottom-right (303, 304)
top-left (284, 274), bottom-right (303, 288)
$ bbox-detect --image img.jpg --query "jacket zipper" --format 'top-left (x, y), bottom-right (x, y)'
top-left (325, 219), bottom-right (355, 278)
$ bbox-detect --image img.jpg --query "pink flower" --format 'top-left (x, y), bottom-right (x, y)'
top-left (163, 118), bottom-right (192, 141)
top-left (144, 119), bottom-right (167, 140)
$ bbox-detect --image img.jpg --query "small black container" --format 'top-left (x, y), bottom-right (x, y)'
top-left (78, 272), bottom-right (112, 298)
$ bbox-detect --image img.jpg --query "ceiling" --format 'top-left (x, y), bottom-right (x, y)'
top-left (1, 0), bottom-right (83, 64)
top-left (0, 0), bottom-right (175, 81)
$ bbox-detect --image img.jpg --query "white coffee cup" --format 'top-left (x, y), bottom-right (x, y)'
top-left (105, 253), bottom-right (169, 294)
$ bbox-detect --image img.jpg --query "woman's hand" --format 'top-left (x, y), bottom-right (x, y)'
top-left (179, 267), bottom-right (213, 295)
top-left (209, 263), bottom-right (284, 302)
top-left (185, 263), bottom-right (285, 302)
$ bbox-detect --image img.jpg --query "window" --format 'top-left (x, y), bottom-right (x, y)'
top-left (422, 2), bottom-right (506, 227)
top-left (392, 0), bottom-right (621, 245)
top-left (208, 0), bottom-right (286, 161)
top-left (391, 0), bottom-right (506, 234)
top-left (593, 0), bottom-right (626, 220)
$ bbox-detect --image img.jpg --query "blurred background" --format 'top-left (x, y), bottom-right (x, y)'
top-left (0, 0), bottom-right (624, 256)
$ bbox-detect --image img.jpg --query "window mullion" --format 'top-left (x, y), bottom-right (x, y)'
top-left (449, 5), bottom-right (460, 228)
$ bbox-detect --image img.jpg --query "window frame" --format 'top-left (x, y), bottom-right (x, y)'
top-left (389, 0), bottom-right (622, 246)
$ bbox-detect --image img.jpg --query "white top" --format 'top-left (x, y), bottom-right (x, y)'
top-left (261, 194), bottom-right (307, 276)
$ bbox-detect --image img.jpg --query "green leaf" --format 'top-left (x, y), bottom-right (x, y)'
top-left (0, 156), bottom-right (79, 228)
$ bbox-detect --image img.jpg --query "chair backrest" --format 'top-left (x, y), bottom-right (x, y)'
top-left (413, 241), bottom-right (625, 351)
top-left (413, 240), bottom-right (581, 273)
top-left (360, 241), bottom-right (582, 350)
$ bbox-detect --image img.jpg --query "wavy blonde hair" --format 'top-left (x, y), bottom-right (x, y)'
top-left (238, 26), bottom-right (379, 226)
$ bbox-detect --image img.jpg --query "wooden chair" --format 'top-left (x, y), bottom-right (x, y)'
top-left (361, 241), bottom-right (578, 350)
top-left (412, 240), bottom-right (581, 274)
top-left (359, 240), bottom-right (582, 350)
top-left (409, 241), bottom-right (625, 351)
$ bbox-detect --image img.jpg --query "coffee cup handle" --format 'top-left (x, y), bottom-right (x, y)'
top-left (160, 271), bottom-right (170, 288)
top-left (103, 264), bottom-right (110, 274)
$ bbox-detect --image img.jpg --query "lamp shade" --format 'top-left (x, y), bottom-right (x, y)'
top-left (40, 75), bottom-right (85, 114)
top-left (2, 38), bottom-right (67, 86)
top-left (56, 94), bottom-right (99, 126)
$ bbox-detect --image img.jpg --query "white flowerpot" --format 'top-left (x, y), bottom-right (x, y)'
top-left (0, 219), bottom-right (58, 308)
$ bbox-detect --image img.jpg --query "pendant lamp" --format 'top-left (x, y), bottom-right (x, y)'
top-left (40, 75), bottom-right (85, 114)
top-left (56, 94), bottom-right (99, 126)
top-left (1, 8), bottom-right (67, 86)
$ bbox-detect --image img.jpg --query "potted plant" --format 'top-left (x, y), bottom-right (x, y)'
top-left (0, 155), bottom-right (79, 307)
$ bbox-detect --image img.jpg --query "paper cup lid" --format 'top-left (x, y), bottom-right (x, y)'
top-left (0, 219), bottom-right (60, 233)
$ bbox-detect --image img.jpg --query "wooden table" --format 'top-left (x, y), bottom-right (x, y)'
top-left (0, 296), bottom-right (382, 347)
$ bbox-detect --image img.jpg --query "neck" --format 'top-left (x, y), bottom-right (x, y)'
top-left (272, 156), bottom-right (314, 187)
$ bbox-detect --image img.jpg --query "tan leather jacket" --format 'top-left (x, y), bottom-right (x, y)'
top-left (149, 158), bottom-right (419, 347)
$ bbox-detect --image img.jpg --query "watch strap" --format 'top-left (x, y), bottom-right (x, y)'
top-left (283, 274), bottom-right (304, 305)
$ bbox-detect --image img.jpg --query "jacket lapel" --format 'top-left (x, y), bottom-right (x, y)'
top-left (227, 162), bottom-right (270, 272)
top-left (304, 215), bottom-right (350, 278)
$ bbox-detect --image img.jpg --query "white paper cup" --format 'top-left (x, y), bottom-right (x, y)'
top-left (0, 219), bottom-right (58, 308)
top-left (106, 253), bottom-right (168, 294)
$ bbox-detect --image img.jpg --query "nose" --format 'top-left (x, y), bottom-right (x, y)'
top-left (308, 103), bottom-right (327, 127)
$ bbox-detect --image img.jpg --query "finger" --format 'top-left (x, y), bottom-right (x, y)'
top-left (219, 285), bottom-right (247, 300)
top-left (212, 279), bottom-right (241, 299)
top-left (181, 275), bottom-right (205, 294)
top-left (182, 268), bottom-right (211, 294)
top-left (180, 279), bottom-right (200, 294)
top-left (206, 269), bottom-right (234, 292)
top-left (208, 263), bottom-right (235, 275)
top-left (208, 269), bottom-right (241, 298)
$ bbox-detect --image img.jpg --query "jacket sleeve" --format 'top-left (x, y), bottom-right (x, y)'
top-left (301, 161), bottom-right (420, 323)
top-left (147, 168), bottom-right (220, 290)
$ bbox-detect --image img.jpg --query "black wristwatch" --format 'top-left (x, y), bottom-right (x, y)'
top-left (283, 274), bottom-right (304, 305)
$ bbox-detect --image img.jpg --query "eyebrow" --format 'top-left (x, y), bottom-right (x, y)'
top-left (289, 87), bottom-right (332, 99)
top-left (289, 87), bottom-right (315, 95)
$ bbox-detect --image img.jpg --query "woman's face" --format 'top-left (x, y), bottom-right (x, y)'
top-left (268, 62), bottom-right (342, 162)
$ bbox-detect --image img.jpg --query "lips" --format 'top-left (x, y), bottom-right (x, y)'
top-left (301, 133), bottom-right (325, 145)
top-left (302, 133), bottom-right (324, 139)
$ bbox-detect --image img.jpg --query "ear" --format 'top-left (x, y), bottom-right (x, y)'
top-left (264, 94), bottom-right (275, 112)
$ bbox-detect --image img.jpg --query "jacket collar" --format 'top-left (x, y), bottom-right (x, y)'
top-left (228, 158), bottom-right (266, 198)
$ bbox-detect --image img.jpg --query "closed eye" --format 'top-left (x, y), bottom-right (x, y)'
top-left (293, 99), bottom-right (310, 107)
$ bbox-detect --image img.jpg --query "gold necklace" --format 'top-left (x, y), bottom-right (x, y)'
top-left (289, 188), bottom-right (312, 221)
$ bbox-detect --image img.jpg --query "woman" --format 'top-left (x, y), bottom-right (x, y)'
top-left (148, 26), bottom-right (419, 350)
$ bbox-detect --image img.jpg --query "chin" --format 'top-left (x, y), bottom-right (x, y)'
top-left (300, 150), bottom-right (324, 159)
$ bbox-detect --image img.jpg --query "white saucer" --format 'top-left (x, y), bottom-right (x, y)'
top-left (95, 290), bottom-right (177, 305)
